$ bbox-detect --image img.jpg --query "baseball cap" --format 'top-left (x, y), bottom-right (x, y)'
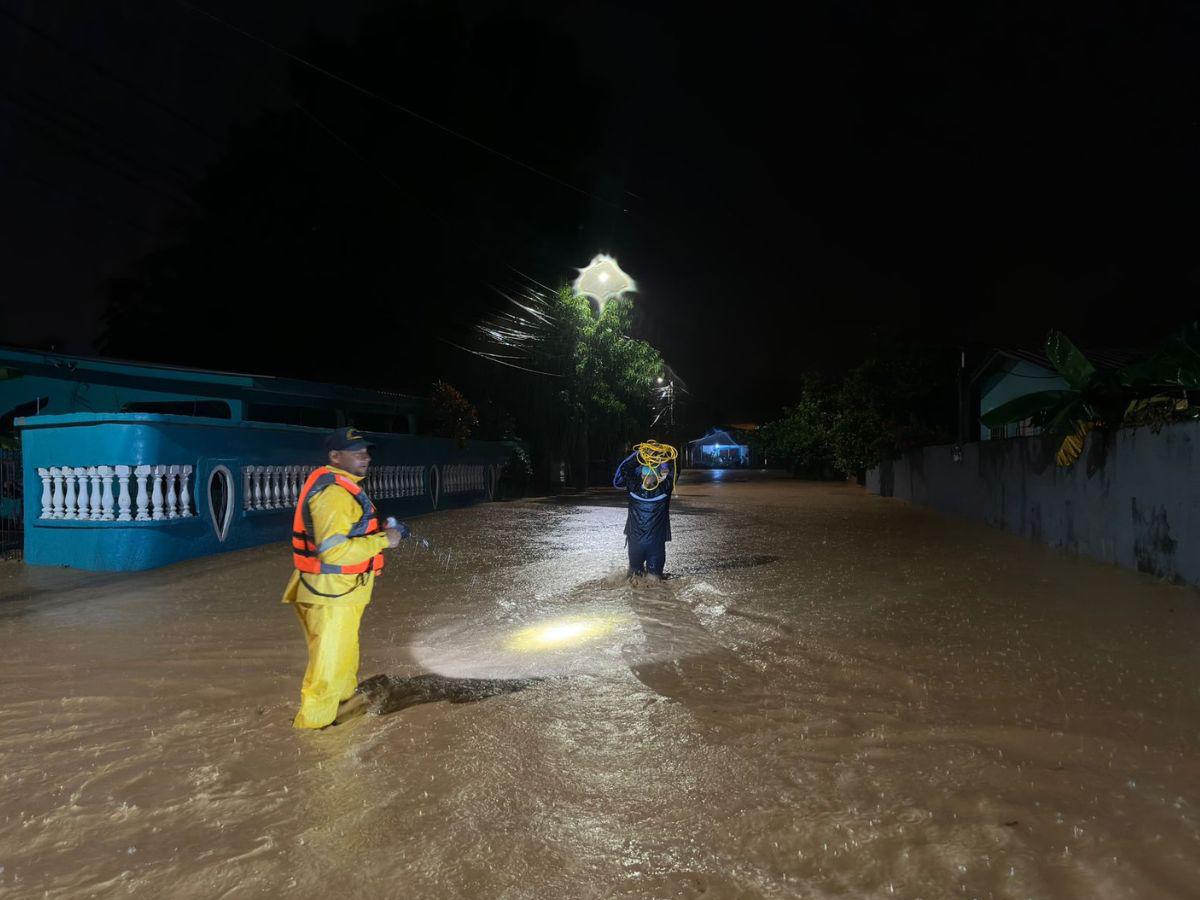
top-left (325, 427), bottom-right (374, 452)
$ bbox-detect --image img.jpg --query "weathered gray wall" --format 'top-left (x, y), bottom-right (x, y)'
top-left (865, 421), bottom-right (1200, 586)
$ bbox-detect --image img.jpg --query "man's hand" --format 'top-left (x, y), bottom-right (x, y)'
top-left (385, 527), bottom-right (403, 549)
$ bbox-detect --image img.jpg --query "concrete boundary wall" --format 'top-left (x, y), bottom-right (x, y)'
top-left (865, 421), bottom-right (1200, 587)
top-left (18, 413), bottom-right (515, 571)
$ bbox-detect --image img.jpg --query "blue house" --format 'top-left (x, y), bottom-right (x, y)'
top-left (687, 428), bottom-right (751, 468)
top-left (0, 346), bottom-right (515, 571)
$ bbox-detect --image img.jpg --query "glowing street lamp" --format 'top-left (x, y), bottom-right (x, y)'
top-left (573, 254), bottom-right (636, 310)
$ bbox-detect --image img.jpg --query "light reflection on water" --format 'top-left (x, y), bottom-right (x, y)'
top-left (1, 474), bottom-right (1198, 898)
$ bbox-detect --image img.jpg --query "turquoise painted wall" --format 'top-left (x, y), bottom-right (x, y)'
top-left (20, 413), bottom-right (514, 572)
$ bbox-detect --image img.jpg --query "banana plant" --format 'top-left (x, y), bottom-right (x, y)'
top-left (1118, 321), bottom-right (1200, 431)
top-left (1117, 321), bottom-right (1200, 392)
top-left (980, 324), bottom-right (1200, 467)
top-left (980, 332), bottom-right (1113, 466)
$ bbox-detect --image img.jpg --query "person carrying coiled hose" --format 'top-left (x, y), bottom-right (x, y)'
top-left (612, 440), bottom-right (677, 578)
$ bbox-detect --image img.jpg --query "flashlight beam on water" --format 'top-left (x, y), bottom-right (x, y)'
top-left (410, 609), bottom-right (653, 679)
top-left (503, 616), bottom-right (619, 652)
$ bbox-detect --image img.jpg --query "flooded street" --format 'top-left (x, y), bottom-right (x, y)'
top-left (2, 472), bottom-right (1198, 899)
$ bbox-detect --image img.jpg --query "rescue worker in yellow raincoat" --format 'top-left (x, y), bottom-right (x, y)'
top-left (283, 427), bottom-right (406, 729)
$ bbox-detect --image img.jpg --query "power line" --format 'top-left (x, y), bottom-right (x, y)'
top-left (2, 170), bottom-right (161, 239)
top-left (439, 339), bottom-right (564, 377)
top-left (171, 0), bottom-right (625, 210)
top-left (1, 92), bottom-right (198, 209)
top-left (0, 4), bottom-right (225, 147)
top-left (14, 82), bottom-right (204, 188)
top-left (260, 74), bottom-right (525, 269)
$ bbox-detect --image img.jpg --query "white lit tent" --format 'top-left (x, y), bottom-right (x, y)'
top-left (687, 428), bottom-right (749, 468)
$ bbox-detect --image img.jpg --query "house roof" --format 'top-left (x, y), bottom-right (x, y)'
top-left (968, 346), bottom-right (1147, 386)
top-left (688, 428), bottom-right (747, 448)
top-left (0, 344), bottom-right (423, 412)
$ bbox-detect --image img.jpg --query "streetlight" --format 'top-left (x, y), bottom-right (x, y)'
top-left (573, 254), bottom-right (636, 311)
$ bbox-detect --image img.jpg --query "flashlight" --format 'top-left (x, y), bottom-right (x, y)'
top-left (385, 516), bottom-right (428, 548)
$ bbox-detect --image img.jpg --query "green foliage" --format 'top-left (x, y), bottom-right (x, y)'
top-left (502, 285), bottom-right (662, 485)
top-left (577, 293), bottom-right (663, 448)
top-left (981, 330), bottom-right (1127, 437)
top-left (1117, 321), bottom-right (1200, 392)
top-left (980, 323), bottom-right (1200, 466)
top-left (761, 342), bottom-right (957, 477)
top-left (497, 445), bottom-right (533, 498)
top-left (981, 324), bottom-right (1200, 433)
top-left (834, 341), bottom-right (956, 473)
top-left (758, 375), bottom-right (837, 477)
top-left (429, 381), bottom-right (479, 447)
top-left (1044, 331), bottom-right (1096, 389)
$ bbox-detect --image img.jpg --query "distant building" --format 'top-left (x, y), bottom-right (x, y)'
top-left (969, 347), bottom-right (1143, 441)
top-left (687, 428), bottom-right (750, 468)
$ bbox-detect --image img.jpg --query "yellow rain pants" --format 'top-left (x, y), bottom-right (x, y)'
top-left (282, 465), bottom-right (390, 729)
top-left (292, 601), bottom-right (367, 729)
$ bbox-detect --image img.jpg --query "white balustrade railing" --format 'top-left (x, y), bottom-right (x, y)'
top-left (362, 465), bottom-right (425, 500)
top-left (240, 463), bottom-right (489, 509)
top-left (36, 465), bottom-right (194, 522)
top-left (241, 464), bottom-right (425, 511)
top-left (442, 464), bottom-right (488, 495)
top-left (241, 465), bottom-right (316, 511)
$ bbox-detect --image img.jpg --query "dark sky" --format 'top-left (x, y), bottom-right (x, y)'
top-left (4, 1), bottom-right (1200, 421)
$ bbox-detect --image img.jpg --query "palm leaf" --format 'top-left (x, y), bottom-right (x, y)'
top-left (1045, 331), bottom-right (1096, 389)
top-left (1042, 397), bottom-right (1091, 435)
top-left (1121, 323), bottom-right (1200, 390)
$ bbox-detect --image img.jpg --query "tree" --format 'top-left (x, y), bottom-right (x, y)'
top-left (429, 381), bottom-right (479, 446)
top-left (760, 340), bottom-right (958, 478)
top-left (468, 283), bottom-right (662, 487)
top-left (577, 294), bottom-right (663, 483)
top-left (829, 341), bottom-right (957, 475)
top-left (758, 374), bottom-right (837, 476)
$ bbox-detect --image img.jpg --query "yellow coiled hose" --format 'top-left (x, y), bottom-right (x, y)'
top-left (633, 440), bottom-right (678, 490)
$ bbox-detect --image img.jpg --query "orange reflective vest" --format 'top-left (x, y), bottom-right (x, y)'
top-left (291, 466), bottom-right (385, 577)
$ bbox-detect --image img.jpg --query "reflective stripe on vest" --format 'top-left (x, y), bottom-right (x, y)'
top-left (291, 466), bottom-right (385, 576)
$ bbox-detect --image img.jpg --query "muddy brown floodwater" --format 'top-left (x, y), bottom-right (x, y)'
top-left (1, 472), bottom-right (1198, 899)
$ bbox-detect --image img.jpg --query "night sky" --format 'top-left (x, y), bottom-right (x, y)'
top-left (4, 1), bottom-right (1200, 422)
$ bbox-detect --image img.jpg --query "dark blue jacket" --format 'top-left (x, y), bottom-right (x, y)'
top-left (613, 452), bottom-right (673, 546)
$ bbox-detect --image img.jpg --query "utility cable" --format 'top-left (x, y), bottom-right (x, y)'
top-left (171, 0), bottom-right (624, 209)
top-left (0, 4), bottom-right (224, 147)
